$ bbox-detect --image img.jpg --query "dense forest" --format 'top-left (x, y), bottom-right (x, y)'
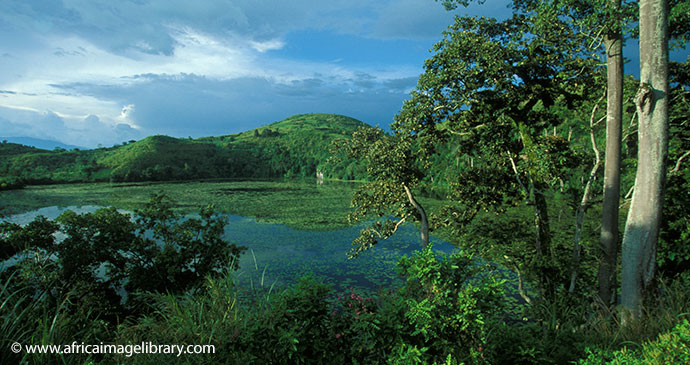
top-left (2, 0), bottom-right (690, 363)
top-left (0, 113), bottom-right (369, 189)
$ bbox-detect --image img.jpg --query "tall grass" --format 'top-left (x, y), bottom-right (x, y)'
top-left (113, 258), bottom-right (274, 364)
top-left (576, 276), bottom-right (690, 363)
top-left (0, 269), bottom-right (101, 364)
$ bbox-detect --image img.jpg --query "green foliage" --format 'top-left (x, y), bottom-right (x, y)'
top-left (0, 113), bottom-right (370, 185)
top-left (0, 176), bottom-right (26, 191)
top-left (395, 246), bottom-right (504, 363)
top-left (390, 7), bottom-right (609, 301)
top-left (116, 246), bottom-right (504, 364)
top-left (234, 275), bottom-right (335, 363)
top-left (580, 319), bottom-right (690, 364)
top-left (0, 269), bottom-right (108, 364)
top-left (4, 193), bottom-right (245, 305)
top-left (1, 215), bottom-right (57, 260)
top-left (2, 200), bottom-right (688, 363)
top-left (115, 268), bottom-right (242, 364)
top-left (128, 193), bottom-right (246, 295)
top-left (0, 193), bottom-right (245, 363)
top-left (332, 126), bottom-right (431, 257)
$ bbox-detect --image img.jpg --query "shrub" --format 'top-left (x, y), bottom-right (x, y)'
top-left (0, 193), bottom-right (246, 362)
top-left (580, 319), bottom-right (690, 364)
top-left (395, 246), bottom-right (505, 363)
top-left (0, 176), bottom-right (26, 191)
top-left (234, 275), bottom-right (335, 363)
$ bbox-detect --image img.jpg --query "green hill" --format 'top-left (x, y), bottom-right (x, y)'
top-left (0, 113), bottom-right (370, 188)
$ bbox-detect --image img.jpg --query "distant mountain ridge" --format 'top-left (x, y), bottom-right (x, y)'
top-left (0, 136), bottom-right (83, 151)
top-left (0, 113), bottom-right (370, 188)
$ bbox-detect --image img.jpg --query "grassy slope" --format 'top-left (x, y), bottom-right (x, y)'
top-left (0, 113), bottom-right (369, 185)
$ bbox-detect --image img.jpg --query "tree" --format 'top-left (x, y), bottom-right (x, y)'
top-left (331, 127), bottom-right (430, 258)
top-left (598, 0), bottom-right (625, 308)
top-left (393, 13), bottom-right (599, 301)
top-left (2, 193), bottom-right (246, 318)
top-left (620, 0), bottom-right (669, 322)
top-left (509, 0), bottom-right (636, 305)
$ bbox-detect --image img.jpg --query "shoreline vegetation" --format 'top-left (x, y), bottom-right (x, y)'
top-left (2, 178), bottom-right (688, 363)
top-left (0, 179), bottom-right (362, 231)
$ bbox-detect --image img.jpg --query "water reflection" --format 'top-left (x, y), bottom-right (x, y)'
top-left (2, 206), bottom-right (457, 294)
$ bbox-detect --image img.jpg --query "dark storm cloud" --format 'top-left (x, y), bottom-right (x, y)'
top-left (49, 73), bottom-right (407, 137)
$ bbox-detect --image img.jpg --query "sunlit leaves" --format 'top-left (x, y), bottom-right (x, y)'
top-left (334, 126), bottom-right (429, 256)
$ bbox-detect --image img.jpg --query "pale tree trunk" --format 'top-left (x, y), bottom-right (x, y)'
top-left (597, 0), bottom-right (624, 308)
top-left (403, 184), bottom-right (429, 248)
top-left (621, 0), bottom-right (669, 323)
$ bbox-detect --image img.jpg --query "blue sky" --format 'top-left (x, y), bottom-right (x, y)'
top-left (0, 1), bottom-right (686, 148)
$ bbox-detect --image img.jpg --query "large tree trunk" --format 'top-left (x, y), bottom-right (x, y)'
top-left (403, 184), bottom-right (430, 248)
top-left (597, 0), bottom-right (624, 308)
top-left (620, 0), bottom-right (669, 323)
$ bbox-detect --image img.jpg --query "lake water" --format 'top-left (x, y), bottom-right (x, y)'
top-left (1, 203), bottom-right (457, 295)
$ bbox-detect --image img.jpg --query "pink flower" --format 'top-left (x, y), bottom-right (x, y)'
top-left (335, 333), bottom-right (341, 339)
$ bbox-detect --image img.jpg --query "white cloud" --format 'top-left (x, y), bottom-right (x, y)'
top-left (0, 105), bottom-right (145, 147)
top-left (250, 39), bottom-right (286, 53)
top-left (117, 104), bottom-right (136, 125)
top-left (1, 0), bottom-right (498, 146)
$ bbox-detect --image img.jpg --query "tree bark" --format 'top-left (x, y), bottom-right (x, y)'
top-left (621, 0), bottom-right (669, 323)
top-left (597, 0), bottom-right (624, 308)
top-left (403, 184), bottom-right (430, 248)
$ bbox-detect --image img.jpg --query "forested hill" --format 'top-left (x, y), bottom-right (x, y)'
top-left (0, 113), bottom-right (370, 189)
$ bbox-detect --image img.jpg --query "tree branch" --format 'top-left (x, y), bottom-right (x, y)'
top-left (402, 184), bottom-right (430, 248)
top-left (672, 150), bottom-right (690, 173)
top-left (512, 263), bottom-right (532, 304)
top-left (622, 110), bottom-right (638, 143)
top-left (507, 151), bottom-right (529, 196)
top-left (393, 216), bottom-right (408, 233)
top-left (445, 123), bottom-right (487, 136)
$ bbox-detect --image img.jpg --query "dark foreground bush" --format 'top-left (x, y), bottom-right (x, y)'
top-left (580, 319), bottom-right (690, 364)
top-left (114, 246), bottom-right (505, 364)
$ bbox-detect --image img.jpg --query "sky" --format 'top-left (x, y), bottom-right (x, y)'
top-left (0, 1), bottom-right (687, 148)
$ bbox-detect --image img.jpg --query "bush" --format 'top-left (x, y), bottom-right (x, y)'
top-left (0, 176), bottom-right (26, 190)
top-left (580, 319), bottom-right (690, 364)
top-left (395, 246), bottom-right (505, 363)
top-left (111, 246), bottom-right (506, 363)
top-left (114, 270), bottom-right (243, 364)
top-left (0, 193), bottom-right (245, 363)
top-left (234, 275), bottom-right (335, 363)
